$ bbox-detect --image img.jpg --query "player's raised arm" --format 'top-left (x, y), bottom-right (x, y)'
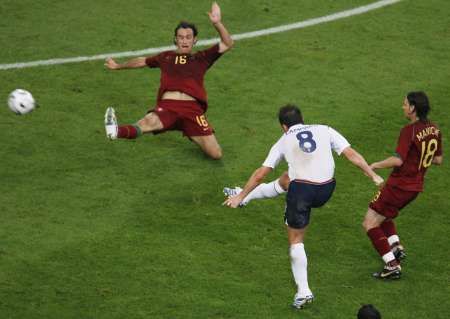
top-left (208, 2), bottom-right (234, 53)
top-left (342, 147), bottom-right (384, 186)
top-left (104, 57), bottom-right (147, 70)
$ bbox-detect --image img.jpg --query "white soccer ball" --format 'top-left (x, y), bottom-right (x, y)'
top-left (7, 89), bottom-right (36, 115)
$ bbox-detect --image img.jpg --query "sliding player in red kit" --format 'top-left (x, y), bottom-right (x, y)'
top-left (104, 2), bottom-right (233, 160)
top-left (362, 91), bottom-right (443, 279)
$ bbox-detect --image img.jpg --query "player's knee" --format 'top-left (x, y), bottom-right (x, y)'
top-left (362, 218), bottom-right (375, 232)
top-left (139, 113), bottom-right (163, 132)
top-left (137, 118), bottom-right (151, 132)
top-left (362, 220), bottom-right (368, 231)
top-left (208, 147), bottom-right (223, 160)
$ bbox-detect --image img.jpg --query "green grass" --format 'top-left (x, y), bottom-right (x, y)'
top-left (1, 0), bottom-right (449, 318)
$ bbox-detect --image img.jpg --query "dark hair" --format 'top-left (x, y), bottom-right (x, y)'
top-left (174, 21), bottom-right (198, 37)
top-left (406, 91), bottom-right (430, 122)
top-left (357, 304), bottom-right (381, 319)
top-left (278, 104), bottom-right (304, 127)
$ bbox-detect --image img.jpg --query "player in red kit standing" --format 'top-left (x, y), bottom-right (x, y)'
top-left (362, 91), bottom-right (443, 279)
top-left (104, 2), bottom-right (233, 160)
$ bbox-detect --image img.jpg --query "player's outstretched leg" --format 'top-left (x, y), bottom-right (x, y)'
top-left (105, 107), bottom-right (145, 140)
top-left (105, 107), bottom-right (118, 140)
top-left (223, 186), bottom-right (242, 197)
top-left (223, 187), bottom-right (244, 204)
top-left (223, 177), bottom-right (287, 206)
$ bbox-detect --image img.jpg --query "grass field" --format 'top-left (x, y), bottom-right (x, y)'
top-left (1, 0), bottom-right (449, 318)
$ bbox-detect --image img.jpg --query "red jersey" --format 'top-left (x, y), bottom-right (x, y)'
top-left (387, 120), bottom-right (442, 192)
top-left (145, 44), bottom-right (222, 110)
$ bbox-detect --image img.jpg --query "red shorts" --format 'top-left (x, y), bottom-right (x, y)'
top-left (149, 100), bottom-right (214, 137)
top-left (369, 184), bottom-right (419, 219)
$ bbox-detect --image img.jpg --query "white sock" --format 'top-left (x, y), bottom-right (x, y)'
top-left (242, 179), bottom-right (286, 205)
top-left (387, 235), bottom-right (400, 247)
top-left (290, 243), bottom-right (312, 297)
top-left (382, 251), bottom-right (396, 264)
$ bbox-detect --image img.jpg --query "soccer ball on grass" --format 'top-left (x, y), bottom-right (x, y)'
top-left (7, 89), bottom-right (36, 115)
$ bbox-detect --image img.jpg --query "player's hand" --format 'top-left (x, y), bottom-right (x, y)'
top-left (372, 174), bottom-right (384, 187)
top-left (370, 162), bottom-right (379, 170)
top-left (222, 195), bottom-right (242, 208)
top-left (105, 58), bottom-right (120, 70)
top-left (208, 2), bottom-right (222, 25)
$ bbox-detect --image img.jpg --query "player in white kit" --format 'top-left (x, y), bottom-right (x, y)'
top-left (223, 104), bottom-right (383, 309)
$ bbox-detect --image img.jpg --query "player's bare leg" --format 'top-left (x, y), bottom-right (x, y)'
top-left (190, 134), bottom-right (223, 160)
top-left (137, 112), bottom-right (164, 133)
top-left (287, 226), bottom-right (314, 309)
top-left (363, 208), bottom-right (401, 279)
top-left (105, 109), bottom-right (164, 140)
top-left (287, 225), bottom-right (306, 244)
top-left (362, 208), bottom-right (386, 230)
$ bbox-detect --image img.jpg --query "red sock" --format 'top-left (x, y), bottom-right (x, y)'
top-left (380, 219), bottom-right (397, 238)
top-left (118, 125), bottom-right (139, 139)
top-left (367, 227), bottom-right (391, 257)
top-left (380, 219), bottom-right (401, 248)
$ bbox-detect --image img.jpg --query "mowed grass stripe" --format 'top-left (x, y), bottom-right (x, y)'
top-left (0, 0), bottom-right (402, 70)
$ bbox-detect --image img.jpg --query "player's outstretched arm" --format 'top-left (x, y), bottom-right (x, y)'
top-left (104, 57), bottom-right (147, 70)
top-left (208, 2), bottom-right (234, 53)
top-left (342, 147), bottom-right (384, 186)
top-left (370, 155), bottom-right (403, 170)
top-left (223, 166), bottom-right (272, 208)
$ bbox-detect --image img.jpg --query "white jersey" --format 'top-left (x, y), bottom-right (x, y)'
top-left (262, 124), bottom-right (350, 183)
